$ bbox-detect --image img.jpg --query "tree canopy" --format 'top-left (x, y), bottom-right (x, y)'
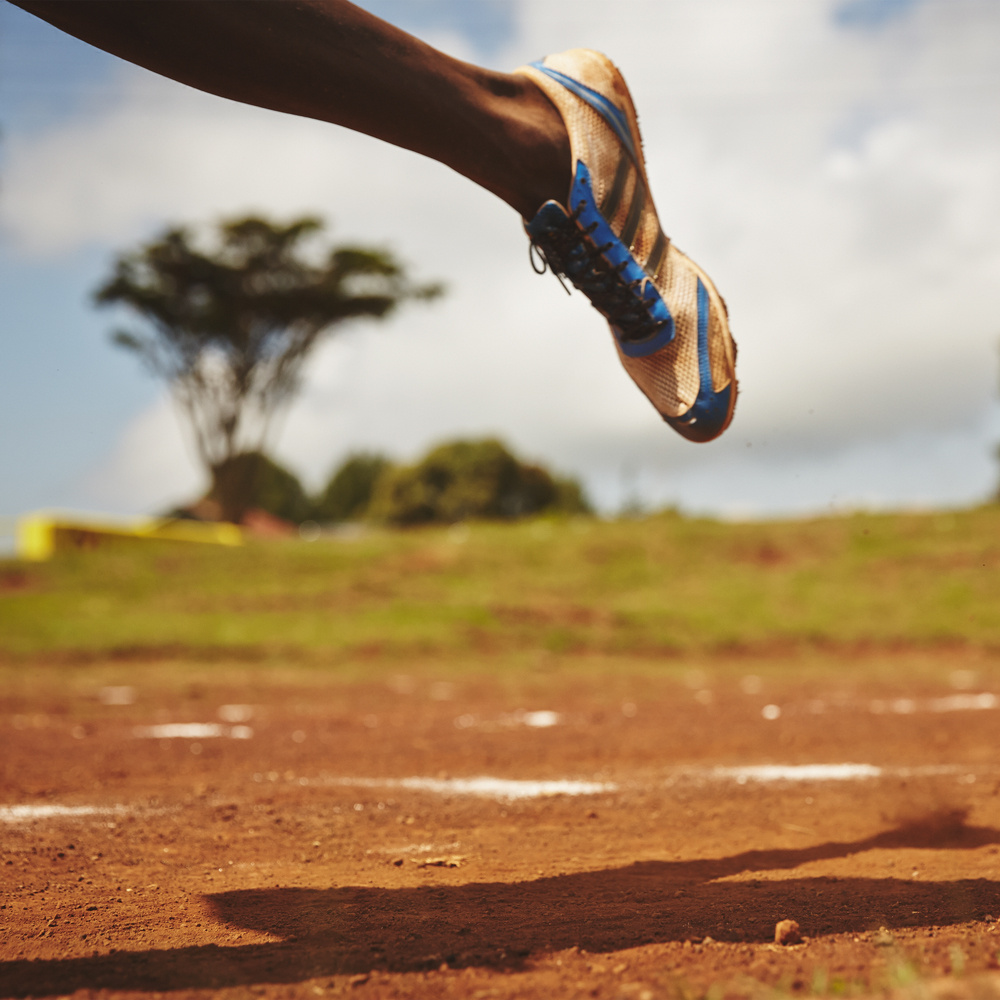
top-left (96, 215), bottom-right (441, 522)
top-left (313, 453), bottom-right (392, 523)
top-left (368, 438), bottom-right (591, 526)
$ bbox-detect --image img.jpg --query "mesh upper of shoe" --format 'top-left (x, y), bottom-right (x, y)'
top-left (517, 50), bottom-right (735, 422)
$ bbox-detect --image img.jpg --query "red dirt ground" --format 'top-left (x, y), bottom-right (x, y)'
top-left (4, 653), bottom-right (1000, 999)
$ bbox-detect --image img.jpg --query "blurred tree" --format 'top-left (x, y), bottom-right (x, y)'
top-left (551, 475), bottom-right (591, 516)
top-left (209, 451), bottom-right (312, 524)
top-left (96, 215), bottom-right (441, 522)
top-left (313, 452), bottom-right (392, 522)
top-left (369, 438), bottom-right (591, 526)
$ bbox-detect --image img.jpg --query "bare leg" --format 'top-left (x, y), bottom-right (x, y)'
top-left (9, 0), bottom-right (570, 219)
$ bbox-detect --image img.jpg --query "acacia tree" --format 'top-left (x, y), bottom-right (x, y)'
top-left (96, 216), bottom-right (441, 522)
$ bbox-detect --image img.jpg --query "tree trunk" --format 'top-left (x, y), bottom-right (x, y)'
top-left (209, 453), bottom-right (263, 524)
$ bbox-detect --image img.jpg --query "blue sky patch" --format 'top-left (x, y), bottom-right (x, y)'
top-left (834, 0), bottom-right (922, 29)
top-left (362, 0), bottom-right (516, 57)
top-left (0, 3), bottom-right (120, 137)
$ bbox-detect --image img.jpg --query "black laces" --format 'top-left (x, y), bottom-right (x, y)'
top-left (529, 200), bottom-right (667, 343)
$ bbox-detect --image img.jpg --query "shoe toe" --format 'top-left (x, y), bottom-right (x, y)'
top-left (665, 382), bottom-right (736, 443)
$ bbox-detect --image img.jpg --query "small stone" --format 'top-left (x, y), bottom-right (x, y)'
top-left (775, 919), bottom-right (802, 945)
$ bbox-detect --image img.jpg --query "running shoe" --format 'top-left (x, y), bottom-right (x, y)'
top-left (516, 50), bottom-right (737, 442)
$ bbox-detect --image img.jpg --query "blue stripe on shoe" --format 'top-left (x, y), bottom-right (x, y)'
top-left (665, 278), bottom-right (732, 442)
top-left (696, 278), bottom-right (713, 391)
top-left (530, 62), bottom-right (640, 165)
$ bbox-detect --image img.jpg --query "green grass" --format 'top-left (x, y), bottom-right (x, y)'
top-left (2, 506), bottom-right (999, 666)
top-left (1, 506), bottom-right (999, 663)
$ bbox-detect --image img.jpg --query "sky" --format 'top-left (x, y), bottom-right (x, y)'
top-left (2, 0), bottom-right (1000, 526)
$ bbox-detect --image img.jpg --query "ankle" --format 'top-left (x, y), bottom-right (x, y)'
top-left (465, 73), bottom-right (570, 219)
top-left (501, 79), bottom-right (571, 218)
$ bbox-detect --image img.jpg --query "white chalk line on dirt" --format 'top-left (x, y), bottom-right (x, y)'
top-left (318, 764), bottom-right (979, 798)
top-left (1, 764), bottom-right (986, 822)
top-left (711, 764), bottom-right (882, 783)
top-left (869, 693), bottom-right (997, 715)
top-left (324, 777), bottom-right (616, 800)
top-left (0, 804), bottom-right (125, 823)
top-left (114, 692), bottom-right (998, 742)
top-left (133, 723), bottom-right (254, 739)
top-left (453, 710), bottom-right (562, 730)
top-left (690, 763), bottom-right (973, 785)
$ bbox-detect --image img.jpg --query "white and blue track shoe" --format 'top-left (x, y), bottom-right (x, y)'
top-left (517, 50), bottom-right (737, 443)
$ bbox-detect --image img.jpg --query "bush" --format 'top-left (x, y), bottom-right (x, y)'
top-left (552, 476), bottom-right (591, 516)
top-left (368, 438), bottom-right (590, 526)
top-left (206, 451), bottom-right (312, 524)
top-left (313, 453), bottom-right (392, 523)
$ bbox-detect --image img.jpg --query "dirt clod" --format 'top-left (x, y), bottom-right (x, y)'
top-left (774, 919), bottom-right (802, 945)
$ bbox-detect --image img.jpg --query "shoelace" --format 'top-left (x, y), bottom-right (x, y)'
top-left (529, 200), bottom-right (668, 344)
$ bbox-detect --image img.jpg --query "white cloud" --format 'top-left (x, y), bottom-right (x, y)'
top-left (4, 0), bottom-right (1000, 515)
top-left (76, 392), bottom-right (202, 514)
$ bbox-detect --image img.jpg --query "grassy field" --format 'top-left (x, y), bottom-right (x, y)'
top-left (2, 506), bottom-right (998, 669)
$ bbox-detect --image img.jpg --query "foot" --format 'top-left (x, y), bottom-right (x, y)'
top-left (515, 50), bottom-right (737, 443)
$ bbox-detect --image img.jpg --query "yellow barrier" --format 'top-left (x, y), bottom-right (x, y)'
top-left (16, 511), bottom-right (243, 561)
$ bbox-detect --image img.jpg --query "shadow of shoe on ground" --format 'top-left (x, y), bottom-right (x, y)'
top-left (3, 813), bottom-right (998, 997)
